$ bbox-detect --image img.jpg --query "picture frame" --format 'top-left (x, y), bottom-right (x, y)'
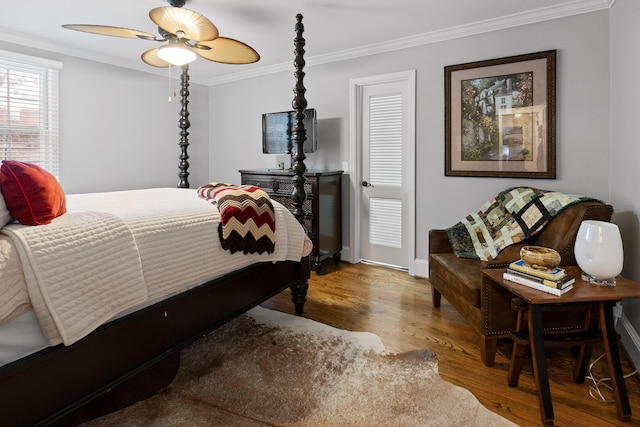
top-left (445, 50), bottom-right (556, 178)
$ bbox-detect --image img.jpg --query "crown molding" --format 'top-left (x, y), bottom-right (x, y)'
top-left (0, 28), bottom-right (212, 85)
top-left (1, 0), bottom-right (614, 87)
top-left (207, 0), bottom-right (613, 86)
top-left (0, 28), bottom-right (170, 76)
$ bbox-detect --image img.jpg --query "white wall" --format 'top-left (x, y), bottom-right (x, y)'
top-left (0, 40), bottom-right (210, 194)
top-left (208, 71), bottom-right (296, 182)
top-left (209, 11), bottom-right (612, 269)
top-left (610, 0), bottom-right (640, 368)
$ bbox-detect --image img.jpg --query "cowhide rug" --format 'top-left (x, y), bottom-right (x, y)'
top-left (83, 307), bottom-right (515, 426)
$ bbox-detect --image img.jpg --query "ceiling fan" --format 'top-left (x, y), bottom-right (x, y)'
top-left (62, 0), bottom-right (259, 67)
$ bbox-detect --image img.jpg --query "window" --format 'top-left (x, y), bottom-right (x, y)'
top-left (0, 50), bottom-right (61, 178)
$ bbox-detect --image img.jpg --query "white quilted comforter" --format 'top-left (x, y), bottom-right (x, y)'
top-left (0, 188), bottom-right (312, 346)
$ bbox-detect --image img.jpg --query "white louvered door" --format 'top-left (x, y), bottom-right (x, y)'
top-left (360, 81), bottom-right (410, 269)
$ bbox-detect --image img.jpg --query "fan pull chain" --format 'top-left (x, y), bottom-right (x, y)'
top-left (168, 65), bottom-right (172, 102)
top-left (168, 65), bottom-right (177, 103)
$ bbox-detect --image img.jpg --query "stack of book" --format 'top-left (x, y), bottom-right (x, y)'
top-left (503, 259), bottom-right (575, 296)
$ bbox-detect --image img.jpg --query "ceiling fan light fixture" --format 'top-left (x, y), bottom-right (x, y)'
top-left (63, 6), bottom-right (258, 68)
top-left (157, 43), bottom-right (197, 66)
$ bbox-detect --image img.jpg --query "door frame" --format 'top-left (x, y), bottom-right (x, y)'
top-left (348, 70), bottom-right (416, 275)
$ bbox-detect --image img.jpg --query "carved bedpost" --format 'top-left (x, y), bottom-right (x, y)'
top-left (290, 13), bottom-right (310, 314)
top-left (291, 13), bottom-right (307, 227)
top-left (177, 64), bottom-right (190, 188)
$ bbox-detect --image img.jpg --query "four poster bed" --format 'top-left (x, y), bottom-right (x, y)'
top-left (0, 14), bottom-right (312, 427)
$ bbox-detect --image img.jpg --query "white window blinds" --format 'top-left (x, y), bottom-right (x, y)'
top-left (0, 51), bottom-right (61, 177)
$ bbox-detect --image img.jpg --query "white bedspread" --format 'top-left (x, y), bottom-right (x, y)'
top-left (0, 188), bottom-right (312, 346)
top-left (3, 211), bottom-right (148, 345)
top-left (0, 235), bottom-right (30, 326)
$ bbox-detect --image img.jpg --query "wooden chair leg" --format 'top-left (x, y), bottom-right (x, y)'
top-left (574, 304), bottom-right (598, 383)
top-left (508, 334), bottom-right (529, 386)
top-left (432, 287), bottom-right (442, 307)
top-left (508, 297), bottom-right (528, 386)
top-left (574, 344), bottom-right (593, 383)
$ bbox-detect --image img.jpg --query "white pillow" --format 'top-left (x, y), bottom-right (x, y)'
top-left (0, 189), bottom-right (12, 228)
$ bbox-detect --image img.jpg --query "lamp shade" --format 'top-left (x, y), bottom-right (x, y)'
top-left (574, 220), bottom-right (623, 285)
top-left (157, 44), bottom-right (196, 66)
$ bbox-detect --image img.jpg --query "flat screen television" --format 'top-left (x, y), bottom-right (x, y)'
top-left (262, 108), bottom-right (317, 155)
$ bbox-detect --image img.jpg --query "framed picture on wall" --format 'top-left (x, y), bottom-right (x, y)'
top-left (445, 50), bottom-right (556, 178)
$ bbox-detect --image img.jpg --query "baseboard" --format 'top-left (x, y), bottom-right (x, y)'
top-left (340, 246), bottom-right (353, 264)
top-left (413, 258), bottom-right (428, 278)
top-left (618, 312), bottom-right (640, 373)
top-left (340, 249), bottom-right (429, 277)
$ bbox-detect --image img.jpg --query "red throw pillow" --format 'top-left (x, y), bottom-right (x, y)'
top-left (0, 160), bottom-right (66, 225)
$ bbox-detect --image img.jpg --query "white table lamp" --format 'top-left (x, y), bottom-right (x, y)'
top-left (574, 220), bottom-right (623, 286)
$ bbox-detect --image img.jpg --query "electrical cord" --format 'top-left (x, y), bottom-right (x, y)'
top-left (581, 304), bottom-right (640, 403)
top-left (585, 352), bottom-right (638, 402)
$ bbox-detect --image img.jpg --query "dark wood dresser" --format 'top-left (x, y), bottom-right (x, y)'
top-left (240, 169), bottom-right (343, 273)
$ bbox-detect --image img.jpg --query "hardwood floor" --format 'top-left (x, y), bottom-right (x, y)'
top-left (262, 262), bottom-right (640, 427)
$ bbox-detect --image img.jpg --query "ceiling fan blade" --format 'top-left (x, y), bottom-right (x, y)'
top-left (195, 37), bottom-right (260, 64)
top-left (141, 48), bottom-right (171, 68)
top-left (149, 6), bottom-right (218, 42)
top-left (62, 24), bottom-right (157, 40)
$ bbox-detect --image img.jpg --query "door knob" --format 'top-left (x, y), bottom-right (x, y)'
top-left (361, 180), bottom-right (374, 188)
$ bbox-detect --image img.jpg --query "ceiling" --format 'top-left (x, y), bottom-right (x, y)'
top-left (0, 0), bottom-right (612, 86)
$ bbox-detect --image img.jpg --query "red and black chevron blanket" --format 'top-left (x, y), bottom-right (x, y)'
top-left (197, 183), bottom-right (276, 255)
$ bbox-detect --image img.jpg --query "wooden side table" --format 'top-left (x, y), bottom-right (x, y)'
top-left (482, 267), bottom-right (640, 426)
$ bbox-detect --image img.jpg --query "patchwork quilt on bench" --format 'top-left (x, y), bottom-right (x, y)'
top-left (446, 187), bottom-right (596, 261)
